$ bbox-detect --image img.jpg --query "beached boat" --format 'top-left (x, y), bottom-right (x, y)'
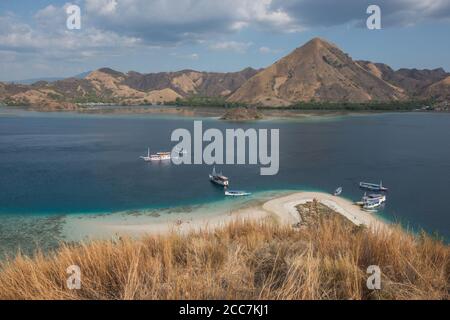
top-left (334, 187), bottom-right (343, 196)
top-left (359, 181), bottom-right (388, 192)
top-left (209, 166), bottom-right (229, 187)
top-left (225, 190), bottom-right (252, 197)
top-left (362, 193), bottom-right (386, 203)
top-left (140, 148), bottom-right (171, 161)
top-left (363, 198), bottom-right (385, 211)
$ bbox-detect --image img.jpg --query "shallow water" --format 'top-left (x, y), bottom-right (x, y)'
top-left (0, 109), bottom-right (449, 255)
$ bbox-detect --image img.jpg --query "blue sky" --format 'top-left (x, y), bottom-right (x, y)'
top-left (1, 0), bottom-right (449, 81)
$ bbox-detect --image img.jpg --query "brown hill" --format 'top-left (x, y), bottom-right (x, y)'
top-left (423, 76), bottom-right (450, 102)
top-left (123, 67), bottom-right (259, 97)
top-left (357, 61), bottom-right (448, 99)
top-left (0, 38), bottom-right (448, 110)
top-left (0, 67), bottom-right (258, 109)
top-left (228, 38), bottom-right (406, 106)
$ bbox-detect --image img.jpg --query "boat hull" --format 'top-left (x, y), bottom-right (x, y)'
top-left (225, 191), bottom-right (251, 197)
top-left (209, 175), bottom-right (229, 187)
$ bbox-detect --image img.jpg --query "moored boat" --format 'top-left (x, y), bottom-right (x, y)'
top-left (225, 190), bottom-right (251, 197)
top-left (334, 187), bottom-right (343, 196)
top-left (359, 181), bottom-right (388, 192)
top-left (150, 152), bottom-right (171, 161)
top-left (140, 148), bottom-right (171, 161)
top-left (209, 166), bottom-right (229, 187)
top-left (140, 148), bottom-right (152, 162)
top-left (363, 198), bottom-right (385, 211)
top-left (357, 192), bottom-right (387, 211)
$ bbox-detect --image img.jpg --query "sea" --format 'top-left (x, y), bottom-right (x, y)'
top-left (0, 108), bottom-right (449, 255)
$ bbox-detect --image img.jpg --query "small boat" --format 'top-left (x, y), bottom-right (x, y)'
top-left (140, 148), bottom-right (171, 162)
top-left (225, 190), bottom-right (252, 197)
top-left (359, 181), bottom-right (388, 192)
top-left (362, 193), bottom-right (386, 203)
top-left (150, 152), bottom-right (171, 161)
top-left (334, 187), bottom-right (343, 196)
top-left (209, 166), bottom-right (229, 187)
top-left (363, 198), bottom-right (385, 211)
top-left (140, 148), bottom-right (152, 162)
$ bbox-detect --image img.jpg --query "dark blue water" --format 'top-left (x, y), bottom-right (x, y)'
top-left (0, 110), bottom-right (449, 239)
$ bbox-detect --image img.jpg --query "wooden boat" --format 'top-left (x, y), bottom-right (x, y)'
top-left (359, 181), bottom-right (388, 192)
top-left (209, 166), bottom-right (229, 187)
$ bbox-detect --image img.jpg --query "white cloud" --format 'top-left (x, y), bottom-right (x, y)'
top-left (84, 0), bottom-right (302, 43)
top-left (259, 46), bottom-right (282, 54)
top-left (209, 41), bottom-right (253, 53)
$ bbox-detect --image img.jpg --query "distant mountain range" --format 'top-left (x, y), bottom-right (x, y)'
top-left (5, 72), bottom-right (92, 85)
top-left (0, 38), bottom-right (448, 111)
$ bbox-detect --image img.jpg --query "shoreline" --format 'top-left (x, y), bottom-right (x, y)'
top-left (2, 105), bottom-right (445, 122)
top-left (61, 191), bottom-right (388, 243)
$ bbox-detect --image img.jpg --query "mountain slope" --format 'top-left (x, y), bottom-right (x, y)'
top-left (0, 37), bottom-right (448, 110)
top-left (228, 38), bottom-right (406, 106)
top-left (357, 61), bottom-right (449, 99)
top-left (123, 67), bottom-right (259, 97)
top-left (0, 67), bottom-right (258, 109)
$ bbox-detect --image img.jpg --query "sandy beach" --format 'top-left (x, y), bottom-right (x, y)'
top-left (62, 191), bottom-right (388, 242)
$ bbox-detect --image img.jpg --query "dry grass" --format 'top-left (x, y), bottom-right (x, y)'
top-left (0, 209), bottom-right (448, 300)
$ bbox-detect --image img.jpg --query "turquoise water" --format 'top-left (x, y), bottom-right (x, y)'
top-left (0, 109), bottom-right (449, 246)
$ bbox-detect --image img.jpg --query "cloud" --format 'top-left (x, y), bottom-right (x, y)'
top-left (84, 0), bottom-right (301, 44)
top-left (0, 6), bottom-right (143, 59)
top-left (209, 41), bottom-right (253, 53)
top-left (170, 52), bottom-right (200, 60)
top-left (259, 46), bottom-right (282, 54)
top-left (271, 0), bottom-right (450, 28)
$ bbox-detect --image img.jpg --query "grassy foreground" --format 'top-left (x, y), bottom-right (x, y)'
top-left (0, 205), bottom-right (448, 300)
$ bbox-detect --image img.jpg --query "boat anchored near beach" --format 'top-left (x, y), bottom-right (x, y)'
top-left (225, 190), bottom-right (252, 197)
top-left (209, 166), bottom-right (229, 187)
top-left (334, 187), bottom-right (343, 196)
top-left (356, 193), bottom-right (387, 211)
top-left (359, 181), bottom-right (388, 192)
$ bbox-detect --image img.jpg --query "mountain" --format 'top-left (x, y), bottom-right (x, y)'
top-left (0, 67), bottom-right (259, 110)
top-left (0, 37), bottom-right (448, 110)
top-left (228, 38), bottom-right (406, 106)
top-left (0, 68), bottom-right (258, 111)
top-left (5, 71), bottom-right (92, 85)
top-left (423, 76), bottom-right (450, 102)
top-left (124, 67), bottom-right (259, 97)
top-left (357, 61), bottom-right (449, 100)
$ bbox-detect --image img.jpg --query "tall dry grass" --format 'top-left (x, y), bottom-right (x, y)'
top-left (0, 212), bottom-right (448, 300)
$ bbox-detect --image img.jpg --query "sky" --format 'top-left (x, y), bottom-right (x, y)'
top-left (1, 0), bottom-right (449, 81)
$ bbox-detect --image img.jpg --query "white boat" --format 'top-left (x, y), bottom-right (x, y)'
top-left (209, 166), bottom-right (229, 187)
top-left (334, 187), bottom-right (343, 196)
top-left (361, 192), bottom-right (387, 211)
top-left (359, 181), bottom-right (388, 192)
top-left (140, 148), bottom-right (152, 162)
top-left (140, 148), bottom-right (171, 162)
top-left (150, 152), bottom-right (171, 161)
top-left (225, 190), bottom-right (251, 197)
top-left (362, 193), bottom-right (386, 203)
top-left (363, 198), bottom-right (385, 211)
